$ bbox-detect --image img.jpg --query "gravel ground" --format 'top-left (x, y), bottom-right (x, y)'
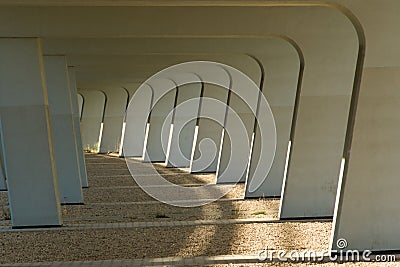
top-left (0, 222), bottom-right (331, 264)
top-left (87, 173), bottom-right (216, 187)
top-left (0, 154), bottom-right (393, 266)
top-left (61, 199), bottom-right (280, 224)
top-left (82, 184), bottom-right (245, 203)
top-left (86, 176), bottom-right (137, 187)
top-left (0, 192), bottom-right (8, 207)
top-left (213, 263), bottom-right (400, 266)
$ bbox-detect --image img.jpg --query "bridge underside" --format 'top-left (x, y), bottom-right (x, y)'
top-left (0, 0), bottom-right (399, 259)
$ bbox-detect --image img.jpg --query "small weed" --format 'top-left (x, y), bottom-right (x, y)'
top-left (231, 209), bottom-right (242, 216)
top-left (84, 143), bottom-right (99, 153)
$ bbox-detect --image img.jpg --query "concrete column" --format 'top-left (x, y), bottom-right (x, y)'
top-left (245, 41), bottom-right (302, 198)
top-left (331, 67), bottom-right (400, 252)
top-left (119, 83), bottom-right (152, 157)
top-left (44, 56), bottom-right (83, 204)
top-left (190, 84), bottom-right (229, 173)
top-left (0, 38), bottom-right (62, 227)
top-left (165, 80), bottom-right (202, 168)
top-left (68, 67), bottom-right (88, 188)
top-left (143, 79), bottom-right (177, 162)
top-left (272, 9), bottom-right (359, 219)
top-left (329, 1), bottom-right (400, 252)
top-left (79, 90), bottom-right (106, 152)
top-left (216, 56), bottom-right (262, 183)
top-left (98, 88), bottom-right (128, 154)
top-left (187, 64), bottom-right (231, 174)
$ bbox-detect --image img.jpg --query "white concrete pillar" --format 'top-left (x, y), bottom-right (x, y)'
top-left (190, 84), bottom-right (229, 173)
top-left (187, 64), bottom-right (231, 174)
top-left (330, 1), bottom-right (400, 252)
top-left (143, 79), bottom-right (177, 162)
top-left (119, 83), bottom-right (151, 157)
top-left (0, 38), bottom-right (62, 227)
top-left (68, 67), bottom-right (88, 188)
top-left (216, 56), bottom-right (262, 183)
top-left (98, 88), bottom-right (128, 154)
top-left (44, 56), bottom-right (83, 204)
top-left (271, 9), bottom-right (360, 219)
top-left (79, 90), bottom-right (106, 152)
top-left (245, 41), bottom-right (302, 198)
top-left (331, 67), bottom-right (400, 252)
top-left (165, 76), bottom-right (202, 168)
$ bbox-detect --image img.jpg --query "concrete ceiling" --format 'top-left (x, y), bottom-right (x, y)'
top-left (0, 2), bottom-right (367, 92)
top-left (71, 53), bottom-right (262, 88)
top-left (53, 37), bottom-right (297, 89)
